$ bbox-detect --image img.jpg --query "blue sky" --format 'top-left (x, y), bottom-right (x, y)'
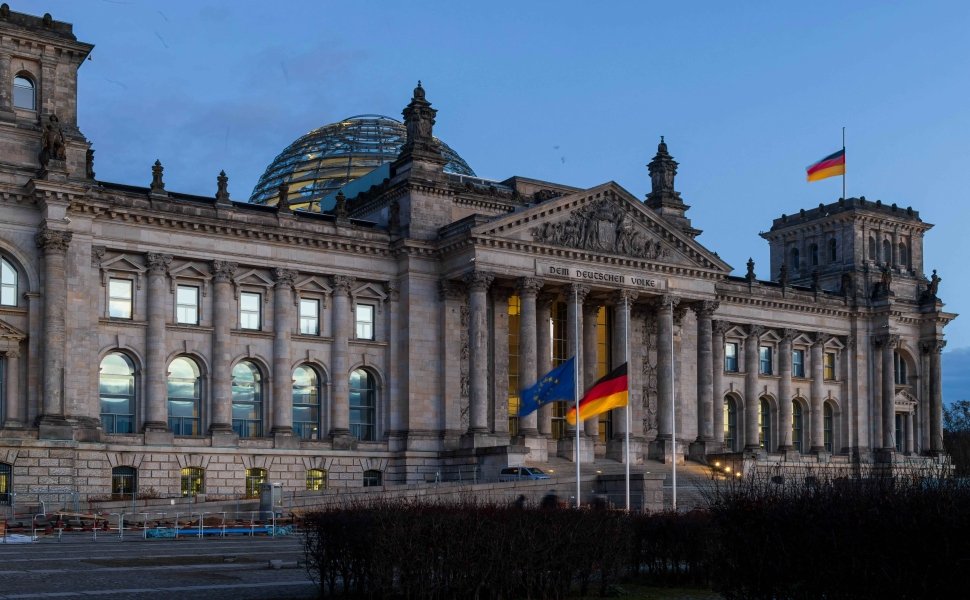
top-left (31, 0), bottom-right (970, 399)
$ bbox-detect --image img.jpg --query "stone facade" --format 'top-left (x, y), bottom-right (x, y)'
top-left (0, 8), bottom-right (955, 504)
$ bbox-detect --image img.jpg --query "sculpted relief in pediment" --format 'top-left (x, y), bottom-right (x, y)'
top-left (529, 198), bottom-right (670, 260)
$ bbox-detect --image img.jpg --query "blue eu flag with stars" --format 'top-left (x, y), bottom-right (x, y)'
top-left (518, 357), bottom-right (576, 417)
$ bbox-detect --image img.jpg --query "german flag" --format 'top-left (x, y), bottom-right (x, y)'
top-left (806, 148), bottom-right (845, 182)
top-left (565, 363), bottom-right (628, 425)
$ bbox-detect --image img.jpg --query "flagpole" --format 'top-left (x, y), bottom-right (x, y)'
top-left (671, 316), bottom-right (677, 511)
top-left (574, 286), bottom-right (581, 509)
top-left (842, 126), bottom-right (846, 200)
top-left (624, 296), bottom-right (631, 512)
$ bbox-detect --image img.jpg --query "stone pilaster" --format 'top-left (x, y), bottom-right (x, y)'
top-left (536, 292), bottom-right (555, 438)
top-left (880, 334), bottom-right (899, 451)
top-left (330, 275), bottom-right (355, 447)
top-left (744, 325), bottom-right (763, 451)
top-left (924, 339), bottom-right (945, 454)
top-left (810, 332), bottom-right (826, 453)
top-left (607, 289), bottom-right (639, 462)
top-left (438, 280), bottom-right (465, 446)
top-left (712, 320), bottom-right (726, 446)
top-left (0, 54), bottom-right (13, 116)
top-left (465, 271), bottom-right (493, 436)
top-left (516, 277), bottom-right (542, 437)
top-left (36, 226), bottom-right (72, 438)
top-left (209, 260), bottom-right (237, 443)
top-left (144, 252), bottom-right (172, 433)
top-left (777, 329), bottom-right (795, 451)
top-left (688, 301), bottom-right (717, 460)
top-left (3, 349), bottom-right (22, 428)
top-left (271, 268), bottom-right (297, 443)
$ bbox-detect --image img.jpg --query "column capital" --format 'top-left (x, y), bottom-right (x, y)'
top-left (517, 276), bottom-right (543, 297)
top-left (920, 339), bottom-right (946, 354)
top-left (272, 268), bottom-right (298, 289)
top-left (810, 331), bottom-right (829, 346)
top-left (713, 319), bottom-right (729, 336)
top-left (464, 270), bottom-right (494, 292)
top-left (4, 348), bottom-right (21, 359)
top-left (332, 274), bottom-right (356, 294)
top-left (385, 282), bottom-right (400, 302)
top-left (567, 283), bottom-right (590, 303)
top-left (611, 289), bottom-right (638, 307)
top-left (438, 279), bottom-right (465, 301)
top-left (146, 252), bottom-right (173, 275)
top-left (693, 300), bottom-right (720, 319)
top-left (35, 226), bottom-right (72, 255)
top-left (211, 260), bottom-right (237, 283)
top-left (746, 324), bottom-right (764, 340)
top-left (874, 333), bottom-right (900, 348)
top-left (656, 294), bottom-right (680, 311)
top-left (781, 328), bottom-right (798, 343)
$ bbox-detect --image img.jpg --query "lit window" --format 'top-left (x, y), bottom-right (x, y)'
top-left (507, 295), bottom-right (520, 437)
top-left (292, 364), bottom-right (320, 440)
top-left (363, 469), bottom-right (382, 487)
top-left (245, 467), bottom-right (266, 499)
top-left (299, 298), bottom-right (319, 335)
top-left (176, 285), bottom-right (199, 325)
top-left (823, 352), bottom-right (836, 381)
top-left (99, 353), bottom-right (135, 434)
top-left (1, 257), bottom-right (17, 306)
top-left (725, 342), bottom-right (739, 372)
top-left (232, 361), bottom-right (262, 437)
top-left (759, 346), bottom-right (773, 375)
top-left (111, 466), bottom-right (137, 500)
top-left (13, 75), bottom-right (34, 110)
top-left (239, 292), bottom-right (261, 330)
top-left (307, 469), bottom-right (327, 491)
top-left (792, 349), bottom-right (805, 378)
top-left (356, 303), bottom-right (374, 340)
top-left (0, 462), bottom-right (11, 506)
top-left (350, 368), bottom-right (376, 441)
top-left (180, 466), bottom-right (204, 497)
top-left (108, 278), bottom-right (133, 319)
top-left (168, 357), bottom-right (201, 436)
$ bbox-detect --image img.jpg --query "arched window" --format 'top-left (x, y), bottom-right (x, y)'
top-left (307, 468), bottom-right (327, 491)
top-left (180, 466), bottom-right (204, 497)
top-left (232, 361), bottom-right (263, 438)
top-left (809, 243), bottom-right (819, 266)
top-left (350, 368), bottom-right (376, 441)
top-left (828, 238), bottom-right (838, 262)
top-left (0, 461), bottom-right (11, 506)
top-left (898, 243), bottom-right (909, 269)
top-left (792, 401), bottom-right (804, 452)
top-left (759, 398), bottom-right (772, 451)
top-left (790, 247), bottom-right (800, 271)
top-left (1, 257), bottom-right (17, 306)
top-left (894, 351), bottom-right (907, 385)
top-left (168, 357), bottom-right (201, 436)
top-left (724, 396), bottom-right (738, 452)
top-left (293, 365), bottom-right (322, 440)
top-left (882, 239), bottom-right (892, 264)
top-left (111, 466), bottom-right (137, 500)
top-left (245, 467), bottom-right (266, 498)
top-left (99, 353), bottom-right (135, 434)
top-left (363, 469), bottom-right (382, 487)
top-left (868, 236), bottom-right (876, 261)
top-left (13, 74), bottom-right (35, 110)
top-left (823, 402), bottom-right (834, 452)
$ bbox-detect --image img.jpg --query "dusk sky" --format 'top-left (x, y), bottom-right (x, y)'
top-left (32, 0), bottom-right (970, 401)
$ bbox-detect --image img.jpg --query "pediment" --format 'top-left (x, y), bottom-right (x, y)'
top-left (295, 276), bottom-right (333, 295)
top-left (169, 263), bottom-right (212, 281)
top-left (235, 269), bottom-right (274, 288)
top-left (100, 255), bottom-right (145, 274)
top-left (472, 182), bottom-right (730, 272)
top-left (0, 319), bottom-right (26, 341)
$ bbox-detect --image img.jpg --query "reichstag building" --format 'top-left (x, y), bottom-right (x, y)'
top-left (0, 7), bottom-right (955, 502)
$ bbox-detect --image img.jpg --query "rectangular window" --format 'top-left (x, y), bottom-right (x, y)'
top-left (176, 285), bottom-right (199, 325)
top-left (759, 346), bottom-right (773, 375)
top-left (108, 278), bottom-right (133, 319)
top-left (507, 295), bottom-right (520, 437)
top-left (239, 292), bottom-right (261, 330)
top-left (299, 298), bottom-right (320, 335)
top-left (823, 352), bottom-right (836, 381)
top-left (725, 342), bottom-right (739, 372)
top-left (792, 349), bottom-right (805, 378)
top-left (356, 303), bottom-right (375, 340)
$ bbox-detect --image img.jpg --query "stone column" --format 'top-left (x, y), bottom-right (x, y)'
top-left (693, 301), bottom-right (718, 444)
top-left (465, 271), bottom-right (493, 434)
top-left (712, 321), bottom-right (726, 445)
top-left (777, 329), bottom-right (794, 450)
top-left (536, 292), bottom-right (555, 437)
top-left (926, 340), bottom-right (945, 454)
top-left (582, 301), bottom-right (600, 438)
top-left (36, 227), bottom-right (71, 427)
top-left (271, 268), bottom-right (296, 437)
top-left (610, 290), bottom-right (637, 436)
top-left (3, 349), bottom-right (22, 428)
top-left (809, 332), bottom-right (826, 453)
top-left (517, 277), bottom-right (542, 436)
top-left (439, 281), bottom-right (464, 441)
top-left (880, 334), bottom-right (898, 451)
top-left (656, 295), bottom-right (678, 442)
top-left (330, 275), bottom-right (355, 443)
top-left (209, 260), bottom-right (237, 434)
top-left (744, 325), bottom-right (763, 451)
top-left (565, 284), bottom-right (589, 430)
top-left (144, 252), bottom-right (172, 432)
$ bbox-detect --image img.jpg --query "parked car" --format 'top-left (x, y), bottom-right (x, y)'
top-left (499, 467), bottom-right (551, 482)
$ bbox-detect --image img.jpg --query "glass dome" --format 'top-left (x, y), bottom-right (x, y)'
top-left (249, 114), bottom-right (475, 211)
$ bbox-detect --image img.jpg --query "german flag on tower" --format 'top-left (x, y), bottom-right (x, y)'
top-left (806, 148), bottom-right (845, 182)
top-left (565, 363), bottom-right (628, 425)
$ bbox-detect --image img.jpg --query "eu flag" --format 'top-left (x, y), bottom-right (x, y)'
top-left (518, 357), bottom-right (576, 417)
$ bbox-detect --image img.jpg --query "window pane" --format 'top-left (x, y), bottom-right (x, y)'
top-left (240, 292), bottom-right (261, 329)
top-left (356, 304), bottom-right (374, 339)
top-left (176, 285), bottom-right (199, 324)
top-left (109, 279), bottom-right (133, 319)
top-left (300, 299), bottom-right (319, 335)
top-left (1, 258), bottom-right (16, 306)
top-left (13, 76), bottom-right (34, 110)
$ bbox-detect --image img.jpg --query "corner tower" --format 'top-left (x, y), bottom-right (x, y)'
top-left (644, 137), bottom-right (700, 238)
